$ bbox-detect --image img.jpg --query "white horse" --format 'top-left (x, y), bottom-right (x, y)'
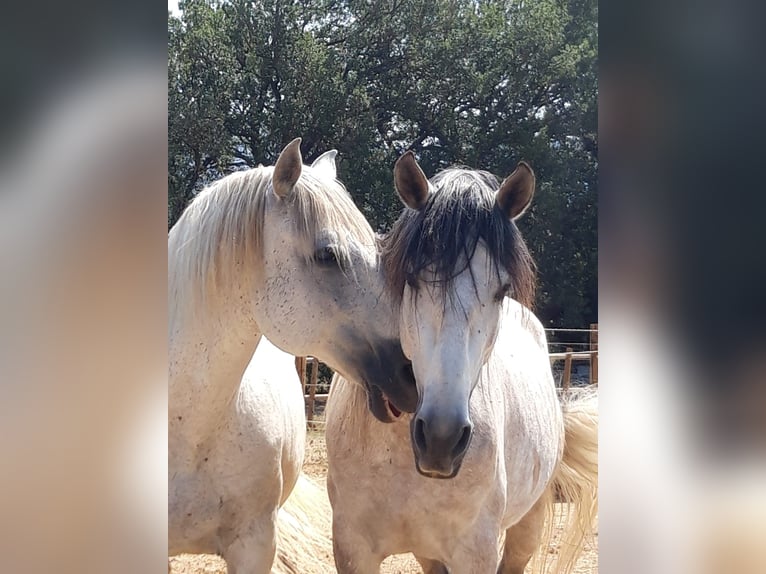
top-left (169, 139), bottom-right (417, 573)
top-left (326, 153), bottom-right (597, 573)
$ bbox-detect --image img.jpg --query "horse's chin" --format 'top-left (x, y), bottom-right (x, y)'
top-left (367, 385), bottom-right (406, 423)
top-left (414, 464), bottom-right (461, 480)
top-left (413, 454), bottom-right (465, 479)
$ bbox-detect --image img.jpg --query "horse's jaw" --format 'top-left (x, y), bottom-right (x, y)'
top-left (340, 345), bottom-right (417, 423)
top-left (367, 384), bottom-right (407, 423)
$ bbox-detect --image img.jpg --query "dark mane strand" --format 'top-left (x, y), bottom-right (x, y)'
top-left (382, 168), bottom-right (536, 309)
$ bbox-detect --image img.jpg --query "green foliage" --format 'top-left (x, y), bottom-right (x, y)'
top-left (168, 0), bottom-right (598, 327)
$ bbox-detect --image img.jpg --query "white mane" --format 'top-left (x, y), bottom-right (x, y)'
top-left (326, 372), bottom-right (377, 448)
top-left (168, 164), bottom-right (375, 326)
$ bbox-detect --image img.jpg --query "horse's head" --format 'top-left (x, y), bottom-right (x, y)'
top-left (383, 152), bottom-right (537, 478)
top-left (254, 139), bottom-right (418, 419)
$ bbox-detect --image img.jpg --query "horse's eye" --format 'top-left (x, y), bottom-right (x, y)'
top-left (314, 246), bottom-right (338, 265)
top-left (405, 272), bottom-right (418, 289)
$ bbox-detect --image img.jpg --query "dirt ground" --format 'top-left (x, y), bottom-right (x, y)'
top-left (171, 429), bottom-right (597, 573)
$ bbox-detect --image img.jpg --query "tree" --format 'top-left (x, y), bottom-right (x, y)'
top-left (168, 0), bottom-right (598, 327)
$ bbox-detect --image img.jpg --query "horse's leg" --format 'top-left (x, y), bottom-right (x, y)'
top-left (447, 527), bottom-right (500, 574)
top-left (497, 496), bottom-right (547, 574)
top-left (222, 514), bottom-right (276, 574)
top-left (415, 555), bottom-right (450, 574)
top-left (332, 520), bottom-right (382, 574)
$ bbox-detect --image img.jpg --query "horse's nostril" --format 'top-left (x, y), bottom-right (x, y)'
top-left (452, 424), bottom-right (472, 457)
top-left (414, 417), bottom-right (428, 452)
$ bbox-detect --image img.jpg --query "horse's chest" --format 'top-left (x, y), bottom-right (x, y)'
top-left (362, 467), bottom-right (501, 558)
top-left (330, 422), bottom-right (503, 555)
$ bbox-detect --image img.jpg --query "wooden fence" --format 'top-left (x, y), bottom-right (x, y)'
top-left (296, 323), bottom-right (598, 424)
top-left (294, 355), bottom-right (323, 427)
top-left (547, 323), bottom-right (598, 390)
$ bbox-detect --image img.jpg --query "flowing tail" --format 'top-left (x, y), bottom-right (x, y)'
top-left (273, 473), bottom-right (334, 574)
top-left (532, 386), bottom-right (599, 574)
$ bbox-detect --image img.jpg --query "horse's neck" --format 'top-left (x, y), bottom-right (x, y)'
top-left (169, 290), bottom-right (263, 431)
top-left (489, 298), bottom-right (563, 495)
top-left (496, 298), bottom-right (547, 346)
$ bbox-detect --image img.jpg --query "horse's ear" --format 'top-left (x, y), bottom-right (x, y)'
top-left (496, 161), bottom-right (535, 220)
top-left (394, 151), bottom-right (430, 210)
top-left (311, 150), bottom-right (338, 180)
top-left (273, 138), bottom-right (303, 198)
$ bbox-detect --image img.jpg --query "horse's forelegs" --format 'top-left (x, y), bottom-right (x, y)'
top-left (415, 556), bottom-right (450, 574)
top-left (222, 515), bottom-right (276, 574)
top-left (497, 495), bottom-right (547, 574)
top-left (332, 521), bottom-right (382, 574)
top-left (447, 528), bottom-right (500, 574)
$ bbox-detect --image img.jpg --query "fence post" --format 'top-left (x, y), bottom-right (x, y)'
top-left (563, 347), bottom-right (573, 391)
top-left (590, 323), bottom-right (598, 386)
top-left (295, 356), bottom-right (307, 394)
top-left (307, 357), bottom-right (318, 426)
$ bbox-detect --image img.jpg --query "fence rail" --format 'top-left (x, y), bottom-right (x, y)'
top-left (296, 323), bottom-right (598, 423)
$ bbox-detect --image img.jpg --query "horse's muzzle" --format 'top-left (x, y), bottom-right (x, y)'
top-left (410, 412), bottom-right (473, 478)
top-left (359, 341), bottom-right (418, 423)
